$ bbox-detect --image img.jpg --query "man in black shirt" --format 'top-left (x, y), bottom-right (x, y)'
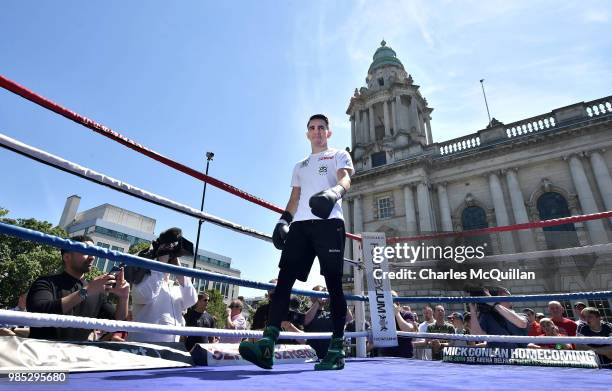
top-left (250, 279), bottom-right (277, 330)
top-left (26, 235), bottom-right (130, 341)
top-left (577, 307), bottom-right (612, 368)
top-left (184, 292), bottom-right (217, 351)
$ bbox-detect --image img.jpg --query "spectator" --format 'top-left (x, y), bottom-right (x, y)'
top-left (412, 305), bottom-right (435, 358)
top-left (468, 287), bottom-right (528, 349)
top-left (576, 307), bottom-right (612, 368)
top-left (304, 285), bottom-right (352, 360)
top-left (448, 312), bottom-right (468, 347)
top-left (26, 235), bottom-right (130, 341)
top-left (425, 305), bottom-right (455, 360)
top-left (184, 293), bottom-right (217, 351)
top-left (376, 291), bottom-right (416, 358)
top-left (536, 312), bottom-right (545, 322)
top-left (547, 301), bottom-right (577, 336)
top-left (527, 318), bottom-right (572, 350)
top-left (0, 292), bottom-right (29, 337)
top-left (523, 308), bottom-right (542, 336)
top-left (221, 299), bottom-right (247, 343)
top-left (574, 302), bottom-right (587, 326)
top-left (250, 279), bottom-right (277, 330)
top-left (128, 228), bottom-right (198, 343)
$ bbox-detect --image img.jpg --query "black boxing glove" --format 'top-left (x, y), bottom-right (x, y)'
top-left (309, 184), bottom-right (346, 219)
top-left (272, 211), bottom-right (293, 250)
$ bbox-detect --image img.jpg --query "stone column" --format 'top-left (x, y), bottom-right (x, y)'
top-left (504, 168), bottom-right (537, 251)
top-left (425, 116), bottom-right (433, 145)
top-left (437, 183), bottom-right (453, 232)
top-left (350, 116), bottom-right (356, 147)
top-left (409, 95), bottom-right (420, 134)
top-left (488, 171), bottom-right (516, 253)
top-left (342, 199), bottom-right (353, 260)
top-left (353, 195), bottom-right (364, 234)
top-left (589, 150), bottom-right (612, 222)
top-left (383, 100), bottom-right (391, 137)
top-left (416, 181), bottom-right (433, 233)
top-left (403, 185), bottom-right (418, 234)
top-left (358, 110), bottom-right (368, 144)
top-left (395, 95), bottom-right (403, 131)
top-left (391, 99), bottom-right (397, 134)
top-left (368, 106), bottom-right (376, 141)
top-left (567, 154), bottom-right (608, 244)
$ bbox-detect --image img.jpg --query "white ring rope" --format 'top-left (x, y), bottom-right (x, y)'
top-left (397, 331), bottom-right (612, 346)
top-left (0, 132), bottom-right (361, 268)
top-left (0, 132), bottom-right (271, 242)
top-left (0, 310), bottom-right (367, 340)
top-left (3, 310), bottom-right (611, 345)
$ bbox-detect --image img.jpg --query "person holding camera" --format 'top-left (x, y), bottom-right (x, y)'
top-left (468, 287), bottom-right (528, 348)
top-left (127, 228), bottom-right (198, 343)
top-left (27, 235), bottom-right (130, 341)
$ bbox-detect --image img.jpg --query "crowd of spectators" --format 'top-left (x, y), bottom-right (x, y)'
top-left (3, 231), bottom-right (610, 369)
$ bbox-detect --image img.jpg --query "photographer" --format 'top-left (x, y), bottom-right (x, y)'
top-left (27, 235), bottom-right (130, 341)
top-left (127, 228), bottom-right (197, 343)
top-left (468, 287), bottom-right (528, 348)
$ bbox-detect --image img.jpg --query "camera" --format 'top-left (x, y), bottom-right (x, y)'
top-left (108, 263), bottom-right (126, 288)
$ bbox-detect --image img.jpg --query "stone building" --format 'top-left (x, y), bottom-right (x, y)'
top-left (342, 41), bottom-right (612, 319)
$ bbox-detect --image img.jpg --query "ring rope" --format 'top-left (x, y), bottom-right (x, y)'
top-left (396, 330), bottom-right (612, 345)
top-left (387, 210), bottom-right (612, 243)
top-left (389, 242), bottom-right (612, 266)
top-left (0, 310), bottom-right (367, 340)
top-left (0, 132), bottom-right (360, 268)
top-left (2, 223), bottom-right (611, 303)
top-left (0, 222), bottom-right (367, 301)
top-left (2, 310), bottom-right (611, 345)
top-left (0, 75), bottom-right (362, 241)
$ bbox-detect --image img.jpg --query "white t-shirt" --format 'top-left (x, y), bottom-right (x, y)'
top-left (291, 148), bottom-right (354, 222)
top-left (128, 271), bottom-right (198, 342)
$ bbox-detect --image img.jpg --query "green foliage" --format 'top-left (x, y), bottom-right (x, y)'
top-left (0, 208), bottom-right (68, 308)
top-left (128, 241), bottom-right (151, 255)
top-left (205, 288), bottom-right (227, 327)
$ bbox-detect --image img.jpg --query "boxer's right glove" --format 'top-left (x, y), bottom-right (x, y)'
top-left (272, 211), bottom-right (293, 250)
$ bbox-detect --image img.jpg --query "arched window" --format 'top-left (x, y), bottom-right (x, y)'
top-left (461, 206), bottom-right (492, 254)
top-left (537, 192), bottom-right (579, 249)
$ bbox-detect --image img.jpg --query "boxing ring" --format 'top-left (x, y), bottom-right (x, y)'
top-left (1, 75), bottom-right (612, 389)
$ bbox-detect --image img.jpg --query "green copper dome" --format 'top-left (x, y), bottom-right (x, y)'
top-left (368, 40), bottom-right (404, 73)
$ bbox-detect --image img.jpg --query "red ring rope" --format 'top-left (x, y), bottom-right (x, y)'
top-left (0, 74), bottom-right (362, 241)
top-left (387, 210), bottom-right (612, 243)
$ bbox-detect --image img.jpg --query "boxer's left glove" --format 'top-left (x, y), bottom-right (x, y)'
top-left (272, 211), bottom-right (293, 250)
top-left (309, 185), bottom-right (346, 219)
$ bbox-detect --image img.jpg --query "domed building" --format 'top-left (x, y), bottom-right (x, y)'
top-left (343, 41), bottom-right (612, 319)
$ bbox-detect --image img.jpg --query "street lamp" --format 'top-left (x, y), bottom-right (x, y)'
top-left (192, 151), bottom-right (215, 269)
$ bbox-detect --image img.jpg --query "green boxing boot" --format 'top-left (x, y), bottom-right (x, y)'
top-left (314, 337), bottom-right (346, 371)
top-left (238, 326), bottom-right (279, 369)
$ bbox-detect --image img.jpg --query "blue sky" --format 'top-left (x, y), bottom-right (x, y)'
top-left (1, 1), bottom-right (610, 298)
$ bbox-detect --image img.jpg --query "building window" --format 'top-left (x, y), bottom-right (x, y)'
top-left (461, 206), bottom-right (492, 254)
top-left (560, 300), bottom-right (574, 319)
top-left (94, 226), bottom-right (150, 247)
top-left (587, 299), bottom-right (612, 323)
top-left (537, 192), bottom-right (579, 249)
top-left (371, 151), bottom-right (387, 167)
top-left (378, 77), bottom-right (384, 86)
top-left (376, 196), bottom-right (395, 219)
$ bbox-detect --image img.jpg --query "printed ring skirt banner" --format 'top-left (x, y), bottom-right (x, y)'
top-left (361, 232), bottom-right (398, 348)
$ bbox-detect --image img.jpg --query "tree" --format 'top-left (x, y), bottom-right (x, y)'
top-left (0, 208), bottom-right (67, 308)
top-left (205, 288), bottom-right (227, 328)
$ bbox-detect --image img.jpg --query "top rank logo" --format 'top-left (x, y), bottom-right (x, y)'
top-left (318, 166), bottom-right (328, 175)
